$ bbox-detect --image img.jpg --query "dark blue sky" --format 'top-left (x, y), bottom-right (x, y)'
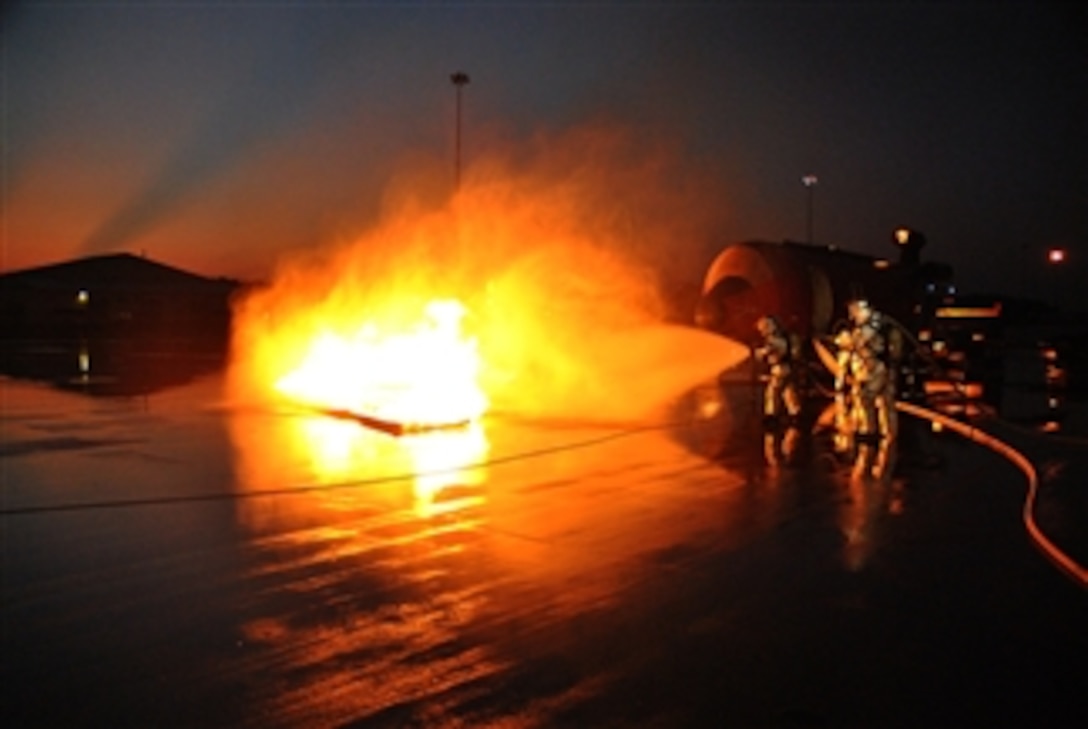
top-left (3, 2), bottom-right (1084, 300)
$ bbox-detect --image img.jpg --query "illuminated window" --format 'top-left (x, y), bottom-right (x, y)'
top-left (76, 289), bottom-right (90, 306)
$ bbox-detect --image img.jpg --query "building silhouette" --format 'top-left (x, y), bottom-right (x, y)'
top-left (1, 253), bottom-right (242, 348)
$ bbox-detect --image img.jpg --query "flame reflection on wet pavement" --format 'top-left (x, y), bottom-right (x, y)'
top-left (222, 394), bottom-right (753, 726)
top-left (2, 372), bottom-right (1084, 727)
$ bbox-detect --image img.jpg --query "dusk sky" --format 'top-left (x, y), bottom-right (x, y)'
top-left (3, 1), bottom-right (1084, 300)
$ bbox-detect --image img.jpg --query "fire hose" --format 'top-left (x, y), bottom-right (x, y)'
top-left (810, 326), bottom-right (1086, 588)
top-left (895, 399), bottom-right (1087, 589)
top-left (714, 354), bottom-right (1085, 589)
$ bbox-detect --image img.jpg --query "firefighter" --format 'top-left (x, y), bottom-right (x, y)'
top-left (832, 323), bottom-right (856, 452)
top-left (844, 298), bottom-right (897, 441)
top-left (754, 315), bottom-right (801, 423)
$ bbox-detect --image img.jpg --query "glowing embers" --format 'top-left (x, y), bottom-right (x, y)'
top-left (275, 299), bottom-right (488, 431)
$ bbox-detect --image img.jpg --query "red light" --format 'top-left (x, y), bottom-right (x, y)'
top-left (1047, 248), bottom-right (1066, 263)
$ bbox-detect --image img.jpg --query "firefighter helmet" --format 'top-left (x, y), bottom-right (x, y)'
top-left (847, 298), bottom-right (872, 325)
top-left (756, 316), bottom-right (780, 337)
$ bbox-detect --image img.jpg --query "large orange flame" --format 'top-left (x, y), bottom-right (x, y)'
top-left (273, 298), bottom-right (485, 426)
top-left (229, 124), bottom-right (739, 423)
top-left (226, 124), bottom-right (746, 517)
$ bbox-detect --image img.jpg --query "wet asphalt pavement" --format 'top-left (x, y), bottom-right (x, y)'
top-left (2, 373), bottom-right (1085, 728)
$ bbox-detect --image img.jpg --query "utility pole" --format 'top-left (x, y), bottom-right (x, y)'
top-left (450, 71), bottom-right (470, 190)
top-left (802, 174), bottom-right (818, 244)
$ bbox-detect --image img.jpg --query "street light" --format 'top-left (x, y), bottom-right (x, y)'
top-left (1040, 248), bottom-right (1066, 311)
top-left (891, 226), bottom-right (926, 266)
top-left (1046, 247), bottom-right (1067, 309)
top-left (450, 71), bottom-right (470, 190)
top-left (801, 174), bottom-right (818, 244)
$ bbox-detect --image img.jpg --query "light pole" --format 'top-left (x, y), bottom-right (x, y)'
top-left (1047, 247), bottom-right (1067, 309)
top-left (450, 71), bottom-right (470, 190)
top-left (802, 174), bottom-right (818, 244)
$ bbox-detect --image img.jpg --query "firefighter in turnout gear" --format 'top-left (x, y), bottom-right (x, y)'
top-left (841, 298), bottom-right (897, 441)
top-left (754, 316), bottom-right (802, 423)
top-left (832, 323), bottom-right (857, 452)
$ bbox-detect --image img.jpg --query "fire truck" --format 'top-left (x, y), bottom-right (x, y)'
top-left (694, 229), bottom-right (1009, 416)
